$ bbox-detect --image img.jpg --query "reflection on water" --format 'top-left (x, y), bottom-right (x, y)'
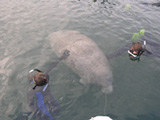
top-left (0, 0), bottom-right (160, 120)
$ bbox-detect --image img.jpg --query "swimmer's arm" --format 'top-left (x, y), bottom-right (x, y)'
top-left (106, 43), bottom-right (130, 59)
top-left (45, 50), bottom-right (70, 74)
top-left (144, 49), bottom-right (152, 55)
top-left (141, 33), bottom-right (160, 49)
top-left (143, 52), bottom-right (160, 58)
top-left (145, 40), bottom-right (160, 49)
top-left (45, 61), bottom-right (62, 74)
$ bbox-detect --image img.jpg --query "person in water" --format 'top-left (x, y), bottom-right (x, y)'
top-left (107, 31), bottom-right (160, 61)
top-left (27, 69), bottom-right (60, 120)
top-left (30, 70), bottom-right (49, 89)
top-left (24, 50), bottom-right (70, 120)
top-left (128, 42), bottom-right (144, 60)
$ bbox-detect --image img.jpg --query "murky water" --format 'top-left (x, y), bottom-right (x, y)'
top-left (0, 0), bottom-right (160, 120)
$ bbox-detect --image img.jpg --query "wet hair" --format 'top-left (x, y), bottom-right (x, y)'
top-left (129, 42), bottom-right (144, 61)
top-left (33, 72), bottom-right (49, 89)
top-left (131, 42), bottom-right (142, 52)
top-left (130, 42), bottom-right (143, 56)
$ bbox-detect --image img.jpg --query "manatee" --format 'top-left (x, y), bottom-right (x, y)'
top-left (49, 30), bottom-right (113, 94)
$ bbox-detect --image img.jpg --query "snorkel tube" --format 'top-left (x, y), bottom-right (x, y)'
top-left (29, 69), bottom-right (42, 73)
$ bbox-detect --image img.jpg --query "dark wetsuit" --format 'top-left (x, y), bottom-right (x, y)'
top-left (27, 78), bottom-right (60, 120)
top-left (26, 50), bottom-right (70, 120)
top-left (106, 33), bottom-right (160, 60)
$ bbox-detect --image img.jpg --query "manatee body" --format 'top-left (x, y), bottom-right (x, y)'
top-left (49, 30), bottom-right (113, 94)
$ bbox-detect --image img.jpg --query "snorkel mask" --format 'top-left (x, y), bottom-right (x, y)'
top-left (128, 50), bottom-right (140, 61)
top-left (128, 50), bottom-right (139, 58)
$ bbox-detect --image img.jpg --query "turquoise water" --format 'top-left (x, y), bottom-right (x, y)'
top-left (0, 0), bottom-right (160, 120)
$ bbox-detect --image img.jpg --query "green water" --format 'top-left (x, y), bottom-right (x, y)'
top-left (0, 0), bottom-right (160, 120)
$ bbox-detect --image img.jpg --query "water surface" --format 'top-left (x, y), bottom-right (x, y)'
top-left (0, 0), bottom-right (160, 120)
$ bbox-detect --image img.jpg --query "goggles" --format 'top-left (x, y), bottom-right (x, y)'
top-left (128, 50), bottom-right (139, 58)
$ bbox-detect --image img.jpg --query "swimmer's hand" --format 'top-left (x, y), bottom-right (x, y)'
top-left (62, 50), bottom-right (70, 59)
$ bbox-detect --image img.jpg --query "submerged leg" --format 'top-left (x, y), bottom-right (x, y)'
top-left (35, 92), bottom-right (54, 120)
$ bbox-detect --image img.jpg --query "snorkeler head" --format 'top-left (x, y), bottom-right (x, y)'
top-left (130, 42), bottom-right (143, 55)
top-left (32, 72), bottom-right (49, 90)
top-left (128, 42), bottom-right (144, 60)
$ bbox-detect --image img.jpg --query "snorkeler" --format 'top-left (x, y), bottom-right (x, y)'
top-left (29, 69), bottom-right (49, 90)
top-left (127, 41), bottom-right (144, 60)
top-left (26, 50), bottom-right (70, 120)
top-left (27, 69), bottom-right (57, 120)
top-left (106, 31), bottom-right (160, 61)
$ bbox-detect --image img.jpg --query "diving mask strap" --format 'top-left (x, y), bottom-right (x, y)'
top-left (33, 85), bottom-right (37, 90)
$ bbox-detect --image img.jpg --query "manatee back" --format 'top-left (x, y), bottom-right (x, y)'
top-left (50, 30), bottom-right (113, 93)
